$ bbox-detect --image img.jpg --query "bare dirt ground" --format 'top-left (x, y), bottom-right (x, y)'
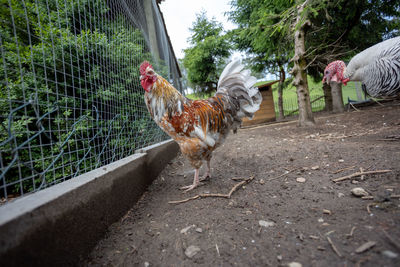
top-left (86, 101), bottom-right (400, 267)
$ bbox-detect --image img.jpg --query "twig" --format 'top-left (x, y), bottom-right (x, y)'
top-left (327, 236), bottom-right (342, 258)
top-left (361, 196), bottom-right (374, 200)
top-left (268, 167), bottom-right (301, 181)
top-left (367, 202), bottom-right (378, 214)
top-left (362, 194), bottom-right (400, 200)
top-left (346, 226), bottom-right (356, 238)
top-left (168, 175), bottom-right (255, 204)
top-left (332, 169), bottom-right (392, 183)
top-left (382, 229), bottom-right (400, 251)
top-left (215, 244), bottom-right (220, 257)
top-left (331, 165), bottom-right (356, 174)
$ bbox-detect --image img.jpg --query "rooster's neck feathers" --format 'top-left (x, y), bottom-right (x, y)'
top-left (145, 76), bottom-right (186, 122)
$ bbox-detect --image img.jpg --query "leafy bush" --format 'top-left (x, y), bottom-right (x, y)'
top-left (0, 0), bottom-right (167, 197)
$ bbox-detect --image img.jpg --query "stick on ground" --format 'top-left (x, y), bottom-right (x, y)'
top-left (169, 175), bottom-right (255, 204)
top-left (382, 229), bottom-right (400, 251)
top-left (332, 169), bottom-right (391, 183)
top-left (327, 236), bottom-right (342, 258)
top-left (268, 167), bottom-right (301, 181)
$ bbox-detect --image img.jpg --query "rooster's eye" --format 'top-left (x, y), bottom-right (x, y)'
top-left (325, 71), bottom-right (329, 74)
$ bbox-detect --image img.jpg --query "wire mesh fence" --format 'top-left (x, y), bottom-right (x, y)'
top-left (274, 94), bottom-right (326, 117)
top-left (0, 0), bottom-right (181, 203)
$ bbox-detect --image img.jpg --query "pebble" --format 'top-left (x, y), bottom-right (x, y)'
top-left (323, 209), bottom-right (331, 215)
top-left (318, 218), bottom-right (324, 223)
top-left (382, 250), bottom-right (398, 259)
top-left (195, 227), bottom-right (203, 233)
top-left (185, 245), bottom-right (201, 258)
top-left (144, 262), bottom-right (150, 267)
top-left (311, 166), bottom-right (320, 170)
top-left (338, 159), bottom-right (344, 162)
top-left (288, 262), bottom-right (302, 267)
top-left (259, 179), bottom-right (265, 184)
top-left (338, 192), bottom-right (345, 198)
top-left (296, 177), bottom-right (306, 183)
top-left (351, 187), bottom-right (369, 197)
top-left (277, 255), bottom-right (283, 261)
top-left (259, 220), bottom-right (275, 227)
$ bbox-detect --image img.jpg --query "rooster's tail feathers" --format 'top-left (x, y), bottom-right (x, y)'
top-left (216, 60), bottom-right (262, 120)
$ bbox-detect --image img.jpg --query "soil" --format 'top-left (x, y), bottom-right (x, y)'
top-left (85, 101), bottom-right (400, 267)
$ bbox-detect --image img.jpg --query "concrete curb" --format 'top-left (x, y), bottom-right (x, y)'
top-left (0, 139), bottom-right (179, 266)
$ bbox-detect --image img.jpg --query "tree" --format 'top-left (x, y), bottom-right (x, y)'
top-left (229, 0), bottom-right (293, 120)
top-left (183, 11), bottom-right (230, 95)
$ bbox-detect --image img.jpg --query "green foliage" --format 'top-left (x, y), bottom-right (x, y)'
top-left (0, 0), bottom-right (160, 197)
top-left (228, 0), bottom-right (296, 74)
top-left (182, 11), bottom-right (231, 94)
top-left (229, 0), bottom-right (400, 80)
top-left (306, 0), bottom-right (400, 78)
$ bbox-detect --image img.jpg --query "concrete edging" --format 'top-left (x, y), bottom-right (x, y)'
top-left (0, 139), bottom-right (179, 266)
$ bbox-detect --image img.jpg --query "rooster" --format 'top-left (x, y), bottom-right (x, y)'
top-left (323, 36), bottom-right (400, 97)
top-left (140, 60), bottom-right (262, 191)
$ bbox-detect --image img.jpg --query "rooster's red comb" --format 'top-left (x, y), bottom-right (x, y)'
top-left (140, 61), bottom-right (153, 75)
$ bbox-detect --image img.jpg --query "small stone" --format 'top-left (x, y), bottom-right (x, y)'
top-left (144, 262), bottom-right (150, 267)
top-left (245, 210), bottom-right (252, 215)
top-left (318, 218), bottom-right (324, 223)
top-left (355, 241), bottom-right (376, 253)
top-left (296, 177), bottom-right (306, 183)
top-left (382, 250), bottom-right (398, 259)
top-left (185, 245), bottom-right (201, 258)
top-left (311, 166), bottom-right (320, 170)
top-left (195, 228), bottom-right (203, 233)
top-left (277, 255), bottom-right (283, 261)
top-left (338, 159), bottom-right (344, 162)
top-left (323, 209), bottom-right (331, 215)
top-left (259, 179), bottom-right (265, 184)
top-left (259, 220), bottom-right (275, 227)
top-left (317, 246), bottom-right (325, 251)
top-left (351, 180), bottom-right (359, 184)
top-left (338, 192), bottom-right (345, 198)
top-left (351, 187), bottom-right (369, 197)
top-left (288, 262), bottom-right (302, 267)
top-left (321, 223), bottom-right (330, 226)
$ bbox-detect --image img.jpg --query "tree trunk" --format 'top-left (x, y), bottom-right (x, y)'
top-left (323, 82), bottom-right (333, 111)
top-left (330, 81), bottom-right (345, 113)
top-left (292, 3), bottom-right (315, 127)
top-left (277, 65), bottom-right (285, 120)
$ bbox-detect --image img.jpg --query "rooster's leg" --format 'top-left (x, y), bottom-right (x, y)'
top-left (180, 168), bottom-right (200, 192)
top-left (200, 159), bottom-right (211, 181)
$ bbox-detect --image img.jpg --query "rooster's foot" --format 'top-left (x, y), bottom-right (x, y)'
top-left (180, 182), bottom-right (203, 192)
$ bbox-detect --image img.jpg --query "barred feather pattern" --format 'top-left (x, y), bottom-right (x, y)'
top-left (345, 36), bottom-right (400, 97)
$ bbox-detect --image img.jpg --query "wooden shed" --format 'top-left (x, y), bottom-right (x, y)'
top-left (241, 80), bottom-right (279, 127)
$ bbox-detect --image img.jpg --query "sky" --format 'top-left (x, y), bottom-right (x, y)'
top-left (158, 0), bottom-right (236, 60)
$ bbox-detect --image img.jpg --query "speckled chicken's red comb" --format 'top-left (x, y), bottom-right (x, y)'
top-left (140, 61), bottom-right (153, 75)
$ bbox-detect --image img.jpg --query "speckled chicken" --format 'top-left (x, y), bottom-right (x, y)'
top-left (140, 60), bottom-right (262, 191)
